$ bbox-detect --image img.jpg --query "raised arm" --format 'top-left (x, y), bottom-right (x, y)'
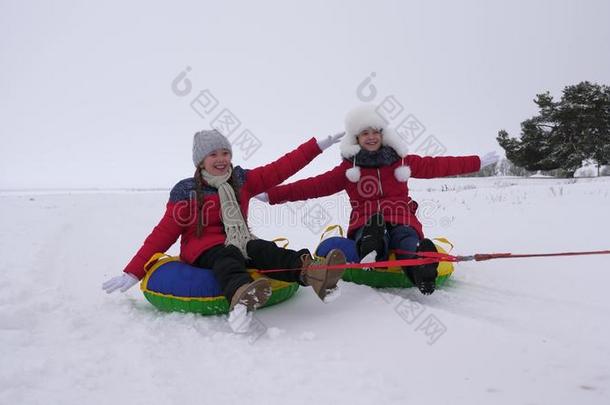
top-left (267, 162), bottom-right (348, 204)
top-left (243, 137), bottom-right (323, 196)
top-left (406, 155), bottom-right (481, 179)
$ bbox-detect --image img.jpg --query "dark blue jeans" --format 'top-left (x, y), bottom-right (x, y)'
top-left (353, 223), bottom-right (421, 261)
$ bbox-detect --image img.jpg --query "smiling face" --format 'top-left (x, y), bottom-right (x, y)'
top-left (357, 128), bottom-right (383, 152)
top-left (201, 149), bottom-right (232, 176)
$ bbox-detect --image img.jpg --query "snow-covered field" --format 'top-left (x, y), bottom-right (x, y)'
top-left (1, 176), bottom-right (609, 405)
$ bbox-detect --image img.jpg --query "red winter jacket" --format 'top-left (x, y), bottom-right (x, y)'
top-left (123, 138), bottom-right (322, 279)
top-left (267, 155), bottom-right (480, 239)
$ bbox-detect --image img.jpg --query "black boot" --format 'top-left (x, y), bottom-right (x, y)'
top-left (404, 238), bottom-right (438, 295)
top-left (357, 212), bottom-right (386, 262)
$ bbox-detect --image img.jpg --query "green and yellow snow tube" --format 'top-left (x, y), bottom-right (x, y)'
top-left (315, 226), bottom-right (455, 288)
top-left (140, 253), bottom-right (299, 315)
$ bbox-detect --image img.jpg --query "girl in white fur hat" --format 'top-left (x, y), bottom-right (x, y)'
top-left (259, 105), bottom-right (498, 295)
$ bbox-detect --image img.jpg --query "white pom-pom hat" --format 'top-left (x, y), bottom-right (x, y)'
top-left (340, 104), bottom-right (410, 182)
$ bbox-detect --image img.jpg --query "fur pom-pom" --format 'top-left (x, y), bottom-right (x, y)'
top-left (394, 165), bottom-right (411, 182)
top-left (345, 166), bottom-right (361, 182)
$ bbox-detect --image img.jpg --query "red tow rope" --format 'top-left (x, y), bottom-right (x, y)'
top-left (256, 249), bottom-right (610, 274)
top-left (394, 248), bottom-right (610, 262)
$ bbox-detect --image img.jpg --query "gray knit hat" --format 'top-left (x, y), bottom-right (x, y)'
top-left (192, 129), bottom-right (233, 167)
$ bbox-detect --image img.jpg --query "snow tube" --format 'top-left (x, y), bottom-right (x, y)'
top-left (315, 226), bottom-right (454, 288)
top-left (140, 253), bottom-right (299, 315)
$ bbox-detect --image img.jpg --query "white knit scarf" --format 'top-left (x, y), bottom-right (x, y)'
top-left (200, 168), bottom-right (255, 258)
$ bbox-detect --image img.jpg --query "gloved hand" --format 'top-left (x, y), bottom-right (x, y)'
top-left (102, 273), bottom-right (140, 294)
top-left (316, 132), bottom-right (345, 151)
top-left (253, 192), bottom-right (269, 203)
top-left (480, 151), bottom-right (500, 168)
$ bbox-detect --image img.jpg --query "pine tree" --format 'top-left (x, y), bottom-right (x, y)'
top-left (497, 82), bottom-right (610, 177)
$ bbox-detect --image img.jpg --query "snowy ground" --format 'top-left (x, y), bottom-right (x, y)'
top-left (1, 176), bottom-right (609, 405)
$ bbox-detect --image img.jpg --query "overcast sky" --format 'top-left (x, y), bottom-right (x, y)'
top-left (2, 0), bottom-right (609, 189)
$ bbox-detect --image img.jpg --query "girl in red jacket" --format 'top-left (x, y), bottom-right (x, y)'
top-left (260, 105), bottom-right (498, 295)
top-left (102, 129), bottom-right (347, 329)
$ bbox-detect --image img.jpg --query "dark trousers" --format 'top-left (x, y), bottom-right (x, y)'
top-left (353, 223), bottom-right (421, 261)
top-left (195, 239), bottom-right (309, 301)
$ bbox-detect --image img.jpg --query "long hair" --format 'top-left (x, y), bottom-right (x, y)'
top-left (194, 166), bottom-right (241, 238)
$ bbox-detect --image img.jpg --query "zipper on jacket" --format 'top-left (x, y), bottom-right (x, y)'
top-left (376, 168), bottom-right (384, 196)
top-left (376, 168), bottom-right (383, 212)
